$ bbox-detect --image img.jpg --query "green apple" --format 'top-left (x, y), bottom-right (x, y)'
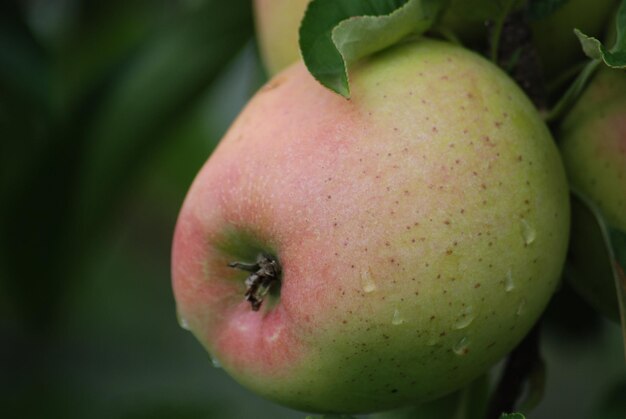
top-left (253, 0), bottom-right (309, 76)
top-left (561, 69), bottom-right (626, 231)
top-left (559, 68), bottom-right (626, 320)
top-left (172, 39), bottom-right (569, 413)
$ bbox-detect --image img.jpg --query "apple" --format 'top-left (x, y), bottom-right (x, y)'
top-left (560, 69), bottom-right (626, 234)
top-left (253, 0), bottom-right (309, 76)
top-left (171, 39), bottom-right (570, 413)
top-left (559, 68), bottom-right (626, 320)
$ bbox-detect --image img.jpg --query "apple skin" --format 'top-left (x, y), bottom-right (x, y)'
top-left (560, 69), bottom-right (626, 231)
top-left (253, 0), bottom-right (309, 76)
top-left (172, 39), bottom-right (570, 413)
top-left (559, 68), bottom-right (626, 320)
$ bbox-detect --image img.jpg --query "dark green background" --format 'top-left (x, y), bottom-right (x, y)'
top-left (0, 1), bottom-right (624, 418)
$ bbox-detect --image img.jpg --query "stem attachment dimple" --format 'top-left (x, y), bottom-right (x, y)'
top-left (228, 253), bottom-right (281, 311)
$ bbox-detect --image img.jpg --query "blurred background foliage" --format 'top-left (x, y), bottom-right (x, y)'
top-left (0, 0), bottom-right (624, 418)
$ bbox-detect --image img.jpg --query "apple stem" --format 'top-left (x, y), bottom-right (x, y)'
top-left (228, 253), bottom-right (281, 311)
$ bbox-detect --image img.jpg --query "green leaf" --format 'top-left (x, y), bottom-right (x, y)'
top-left (569, 191), bottom-right (626, 358)
top-left (299, 0), bottom-right (440, 97)
top-left (573, 0), bottom-right (626, 68)
top-left (609, 228), bottom-right (626, 278)
top-left (566, 193), bottom-right (620, 320)
top-left (499, 414), bottom-right (525, 419)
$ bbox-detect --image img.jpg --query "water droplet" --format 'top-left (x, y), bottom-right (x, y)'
top-left (426, 335), bottom-right (439, 346)
top-left (392, 308), bottom-right (405, 325)
top-left (520, 219), bottom-right (536, 245)
top-left (361, 269), bottom-right (377, 293)
top-left (454, 306), bottom-right (475, 329)
top-left (453, 336), bottom-right (470, 355)
top-left (505, 269), bottom-right (515, 292)
top-left (178, 316), bottom-right (190, 331)
top-left (516, 298), bottom-right (527, 316)
top-left (211, 356), bottom-right (222, 369)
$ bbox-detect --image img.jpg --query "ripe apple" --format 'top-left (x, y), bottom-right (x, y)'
top-left (172, 39), bottom-right (570, 413)
top-left (559, 68), bottom-right (626, 320)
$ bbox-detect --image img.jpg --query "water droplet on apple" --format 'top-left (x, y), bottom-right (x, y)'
top-left (178, 315), bottom-right (190, 331)
top-left (211, 356), bottom-right (222, 369)
top-left (453, 306), bottom-right (475, 329)
top-left (391, 308), bottom-right (405, 325)
top-left (360, 269), bottom-right (377, 293)
top-left (504, 269), bottom-right (515, 292)
top-left (453, 336), bottom-right (470, 355)
top-left (516, 298), bottom-right (527, 316)
top-left (520, 219), bottom-right (536, 245)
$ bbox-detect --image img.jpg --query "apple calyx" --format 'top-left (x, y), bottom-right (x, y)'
top-left (228, 253), bottom-right (281, 311)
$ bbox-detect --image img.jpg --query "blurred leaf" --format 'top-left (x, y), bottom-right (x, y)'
top-left (544, 58), bottom-right (600, 122)
top-left (518, 356), bottom-right (546, 412)
top-left (610, 228), bottom-right (626, 279)
top-left (610, 228), bottom-right (626, 352)
top-left (54, 1), bottom-right (168, 113)
top-left (528, 0), bottom-right (570, 20)
top-left (73, 0), bottom-right (253, 241)
top-left (434, 0), bottom-right (517, 50)
top-left (499, 414), bottom-right (525, 419)
top-left (569, 190), bottom-right (626, 359)
top-left (116, 402), bottom-right (225, 419)
top-left (0, 2), bottom-right (51, 109)
top-left (0, 0), bottom-right (253, 332)
top-left (142, 43), bottom-right (265, 206)
top-left (299, 0), bottom-right (440, 97)
top-left (443, 0), bottom-right (519, 23)
top-left (592, 378), bottom-right (626, 419)
top-left (0, 1), bottom-right (52, 202)
top-left (574, 0), bottom-right (626, 68)
top-left (305, 415), bottom-right (356, 419)
top-left (0, 0), bottom-right (65, 330)
top-left (543, 282), bottom-right (605, 341)
top-left (460, 374), bottom-right (490, 419)
top-left (565, 192), bottom-right (620, 321)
